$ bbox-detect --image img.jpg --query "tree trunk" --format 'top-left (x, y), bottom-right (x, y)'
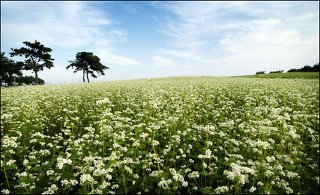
top-left (83, 70), bottom-right (85, 83)
top-left (35, 71), bottom-right (38, 85)
top-left (86, 72), bottom-right (90, 83)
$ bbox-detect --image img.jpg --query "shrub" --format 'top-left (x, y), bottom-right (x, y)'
top-left (255, 71), bottom-right (265, 75)
top-left (270, 70), bottom-right (284, 74)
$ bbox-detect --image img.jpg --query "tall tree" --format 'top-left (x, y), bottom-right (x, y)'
top-left (0, 52), bottom-right (23, 85)
top-left (10, 40), bottom-right (54, 84)
top-left (66, 52), bottom-right (109, 83)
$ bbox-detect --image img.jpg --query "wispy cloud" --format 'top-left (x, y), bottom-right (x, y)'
top-left (1, 1), bottom-right (140, 83)
top-left (152, 55), bottom-right (177, 67)
top-left (2, 2), bottom-right (111, 48)
top-left (152, 1), bottom-right (319, 75)
top-left (1, 2), bottom-right (319, 83)
top-left (96, 50), bottom-right (140, 66)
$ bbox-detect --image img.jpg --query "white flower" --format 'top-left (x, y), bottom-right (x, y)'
top-left (1, 189), bottom-right (10, 194)
top-left (132, 141), bottom-right (140, 147)
top-left (266, 156), bottom-right (276, 163)
top-left (265, 170), bottom-right (274, 177)
top-left (152, 140), bottom-right (160, 146)
top-left (23, 159), bottom-right (29, 166)
top-left (46, 170), bottom-right (54, 176)
top-left (257, 181), bottom-right (264, 186)
top-left (188, 171), bottom-right (200, 178)
top-left (2, 136), bottom-right (18, 148)
top-left (139, 133), bottom-right (149, 140)
top-left (6, 159), bottom-right (16, 166)
top-left (70, 179), bottom-right (78, 185)
top-left (42, 184), bottom-right (58, 194)
top-left (56, 157), bottom-right (72, 169)
top-left (150, 170), bottom-right (164, 177)
top-left (182, 181), bottom-right (188, 187)
top-left (202, 162), bottom-right (207, 169)
top-left (184, 168), bottom-right (191, 173)
top-left (158, 178), bottom-right (172, 190)
top-left (111, 184), bottom-right (119, 189)
top-left (61, 180), bottom-right (69, 186)
top-left (204, 149), bottom-right (212, 158)
top-left (223, 163), bottom-right (255, 186)
top-left (215, 186), bottom-right (229, 193)
top-left (80, 174), bottom-right (94, 185)
top-left (249, 186), bottom-right (256, 192)
top-left (96, 98), bottom-right (111, 105)
top-left (286, 171), bottom-right (300, 179)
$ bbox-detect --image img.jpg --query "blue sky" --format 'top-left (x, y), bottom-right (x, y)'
top-left (1, 1), bottom-right (319, 84)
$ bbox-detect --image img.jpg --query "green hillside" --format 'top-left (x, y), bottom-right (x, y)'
top-left (242, 72), bottom-right (319, 79)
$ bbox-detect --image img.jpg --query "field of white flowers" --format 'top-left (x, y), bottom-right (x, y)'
top-left (1, 77), bottom-right (319, 194)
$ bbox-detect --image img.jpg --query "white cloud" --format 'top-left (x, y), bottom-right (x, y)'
top-left (152, 55), bottom-right (177, 67)
top-left (153, 1), bottom-right (319, 74)
top-left (96, 49), bottom-right (140, 66)
top-left (109, 30), bottom-right (128, 42)
top-left (1, 2), bottom-right (319, 83)
top-left (1, 1), bottom-right (141, 84)
top-left (1, 2), bottom-right (111, 48)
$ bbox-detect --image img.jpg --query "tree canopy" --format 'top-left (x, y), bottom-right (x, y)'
top-left (1, 52), bottom-right (23, 85)
top-left (10, 40), bottom-right (54, 84)
top-left (288, 63), bottom-right (319, 72)
top-left (66, 51), bottom-right (109, 83)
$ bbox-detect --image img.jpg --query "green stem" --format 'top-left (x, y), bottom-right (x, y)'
top-left (102, 130), bottom-right (105, 158)
top-left (3, 157), bottom-right (11, 192)
top-left (24, 186), bottom-right (31, 193)
top-left (193, 178), bottom-right (201, 188)
top-left (122, 170), bottom-right (127, 194)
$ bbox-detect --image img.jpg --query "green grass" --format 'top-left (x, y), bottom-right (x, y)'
top-left (241, 72), bottom-right (319, 79)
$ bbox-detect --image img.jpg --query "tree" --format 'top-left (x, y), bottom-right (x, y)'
top-left (10, 40), bottom-right (54, 84)
top-left (66, 51), bottom-right (109, 83)
top-left (16, 75), bottom-right (45, 85)
top-left (312, 62), bottom-right (319, 71)
top-left (270, 70), bottom-right (284, 74)
top-left (256, 71), bottom-right (266, 75)
top-left (288, 68), bottom-right (298, 72)
top-left (301, 65), bottom-right (313, 72)
top-left (288, 62), bottom-right (319, 72)
top-left (0, 52), bottom-right (23, 85)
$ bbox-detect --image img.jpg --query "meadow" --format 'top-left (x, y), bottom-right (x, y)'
top-left (1, 77), bottom-right (319, 194)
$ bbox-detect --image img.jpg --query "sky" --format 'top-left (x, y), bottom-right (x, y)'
top-left (1, 1), bottom-right (319, 84)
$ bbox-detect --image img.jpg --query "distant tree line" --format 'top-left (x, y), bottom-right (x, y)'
top-left (270, 70), bottom-right (284, 74)
top-left (256, 62), bottom-right (319, 75)
top-left (287, 63), bottom-right (319, 72)
top-left (256, 71), bottom-right (266, 75)
top-left (1, 40), bottom-right (109, 87)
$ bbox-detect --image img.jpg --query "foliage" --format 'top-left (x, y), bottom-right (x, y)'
top-left (1, 77), bottom-right (319, 194)
top-left (66, 52), bottom-right (109, 83)
top-left (15, 76), bottom-right (45, 85)
top-left (288, 63), bottom-right (319, 72)
top-left (10, 40), bottom-right (54, 84)
top-left (270, 70), bottom-right (284, 74)
top-left (255, 71), bottom-right (265, 75)
top-left (0, 52), bottom-right (23, 85)
top-left (0, 52), bottom-right (45, 86)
